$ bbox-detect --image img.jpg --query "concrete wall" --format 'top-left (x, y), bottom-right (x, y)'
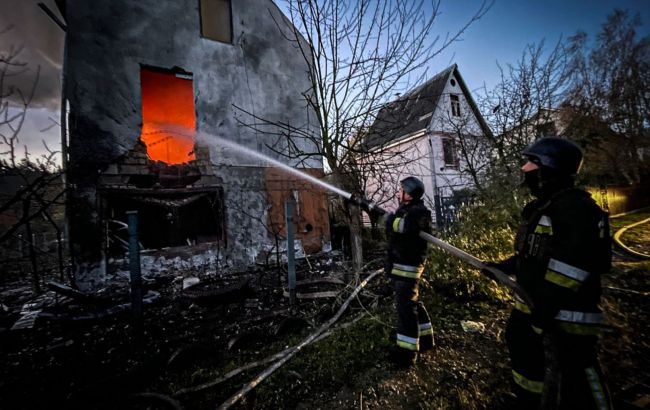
top-left (64, 0), bottom-right (322, 288)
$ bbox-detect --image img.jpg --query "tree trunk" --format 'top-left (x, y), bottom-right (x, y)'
top-left (348, 205), bottom-right (364, 273)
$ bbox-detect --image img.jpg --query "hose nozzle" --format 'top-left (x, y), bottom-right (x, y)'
top-left (348, 193), bottom-right (386, 216)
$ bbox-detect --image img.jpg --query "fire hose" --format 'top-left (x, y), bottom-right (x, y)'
top-left (417, 231), bottom-right (534, 307)
top-left (349, 194), bottom-right (534, 308)
top-left (208, 135), bottom-right (532, 306)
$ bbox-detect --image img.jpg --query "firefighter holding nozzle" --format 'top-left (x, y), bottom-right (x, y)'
top-left (352, 176), bottom-right (434, 368)
top-left (484, 137), bottom-right (612, 409)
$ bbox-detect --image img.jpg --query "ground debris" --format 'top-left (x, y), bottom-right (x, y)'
top-left (0, 248), bottom-right (646, 409)
top-left (460, 320), bottom-right (486, 333)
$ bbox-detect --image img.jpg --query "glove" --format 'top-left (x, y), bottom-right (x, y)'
top-left (347, 193), bottom-right (386, 217)
top-left (359, 197), bottom-right (373, 214)
top-left (481, 256), bottom-right (518, 279)
top-left (346, 193), bottom-right (366, 209)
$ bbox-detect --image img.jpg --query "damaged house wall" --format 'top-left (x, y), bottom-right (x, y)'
top-left (63, 0), bottom-right (327, 289)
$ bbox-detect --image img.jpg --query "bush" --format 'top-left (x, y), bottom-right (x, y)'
top-left (426, 185), bottom-right (527, 303)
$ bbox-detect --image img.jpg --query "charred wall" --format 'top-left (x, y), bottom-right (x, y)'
top-left (64, 0), bottom-right (324, 289)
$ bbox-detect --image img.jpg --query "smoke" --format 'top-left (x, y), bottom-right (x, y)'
top-left (0, 0), bottom-right (64, 110)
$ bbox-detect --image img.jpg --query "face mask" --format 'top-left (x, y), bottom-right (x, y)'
top-left (523, 169), bottom-right (542, 197)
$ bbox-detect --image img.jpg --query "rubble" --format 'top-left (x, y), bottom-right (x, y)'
top-left (460, 320), bottom-right (486, 333)
top-left (0, 249), bottom-right (368, 408)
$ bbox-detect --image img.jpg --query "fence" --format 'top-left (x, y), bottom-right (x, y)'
top-left (587, 184), bottom-right (650, 216)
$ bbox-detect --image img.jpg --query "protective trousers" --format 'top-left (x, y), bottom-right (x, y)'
top-left (505, 310), bottom-right (612, 409)
top-left (556, 333), bottom-right (612, 410)
top-left (393, 278), bottom-right (434, 353)
top-left (505, 310), bottom-right (545, 408)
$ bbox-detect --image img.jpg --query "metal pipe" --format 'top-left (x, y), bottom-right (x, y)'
top-left (37, 3), bottom-right (67, 31)
top-left (127, 211), bottom-right (143, 317)
top-left (285, 200), bottom-right (296, 305)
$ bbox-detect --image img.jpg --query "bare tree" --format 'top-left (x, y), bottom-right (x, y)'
top-left (0, 28), bottom-right (67, 292)
top-left (564, 9), bottom-right (650, 185)
top-left (477, 39), bottom-right (569, 188)
top-left (238, 0), bottom-right (491, 270)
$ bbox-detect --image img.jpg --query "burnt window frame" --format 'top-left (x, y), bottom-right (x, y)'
top-left (442, 137), bottom-right (460, 168)
top-left (199, 0), bottom-right (233, 44)
top-left (102, 187), bottom-right (227, 252)
top-left (450, 94), bottom-right (461, 117)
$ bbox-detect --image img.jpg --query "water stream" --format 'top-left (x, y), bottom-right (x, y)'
top-left (199, 132), bottom-right (353, 200)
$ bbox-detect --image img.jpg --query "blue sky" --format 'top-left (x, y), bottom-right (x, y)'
top-left (429, 0), bottom-right (650, 93)
top-left (2, 0), bottom-right (649, 161)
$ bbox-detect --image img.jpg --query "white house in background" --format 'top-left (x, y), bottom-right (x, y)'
top-left (363, 64), bottom-right (492, 226)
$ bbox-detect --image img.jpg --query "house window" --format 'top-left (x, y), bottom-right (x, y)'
top-left (200, 0), bottom-right (232, 43)
top-left (442, 138), bottom-right (459, 167)
top-left (450, 94), bottom-right (461, 117)
top-left (536, 122), bottom-right (557, 138)
top-left (140, 67), bottom-right (196, 164)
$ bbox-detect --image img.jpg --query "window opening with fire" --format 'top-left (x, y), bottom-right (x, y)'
top-left (140, 67), bottom-right (196, 165)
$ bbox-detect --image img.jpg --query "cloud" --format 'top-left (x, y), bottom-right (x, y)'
top-left (1, 106), bottom-right (61, 166)
top-left (0, 0), bottom-right (64, 110)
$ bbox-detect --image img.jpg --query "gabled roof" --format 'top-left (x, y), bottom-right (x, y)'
top-left (364, 64), bottom-right (492, 149)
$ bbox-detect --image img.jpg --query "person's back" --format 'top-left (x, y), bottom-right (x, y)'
top-left (386, 198), bottom-right (431, 278)
top-left (382, 176), bottom-right (435, 367)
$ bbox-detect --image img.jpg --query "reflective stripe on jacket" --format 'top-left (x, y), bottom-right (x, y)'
top-left (391, 263), bottom-right (425, 279)
top-left (386, 199), bottom-right (432, 281)
top-left (513, 188), bottom-right (610, 333)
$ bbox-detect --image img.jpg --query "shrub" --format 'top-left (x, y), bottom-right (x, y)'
top-left (426, 186), bottom-right (527, 303)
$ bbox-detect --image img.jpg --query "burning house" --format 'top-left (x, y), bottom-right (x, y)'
top-left (62, 0), bottom-right (329, 289)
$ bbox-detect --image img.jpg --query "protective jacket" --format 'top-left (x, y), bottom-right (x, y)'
top-left (506, 188), bottom-right (610, 330)
top-left (385, 199), bottom-right (432, 281)
top-left (384, 198), bottom-right (434, 358)
top-left (501, 187), bottom-right (612, 409)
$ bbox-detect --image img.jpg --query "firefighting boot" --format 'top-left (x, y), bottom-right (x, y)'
top-left (419, 335), bottom-right (435, 353)
top-left (388, 346), bottom-right (417, 369)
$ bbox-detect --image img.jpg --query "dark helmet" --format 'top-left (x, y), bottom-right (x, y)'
top-left (400, 176), bottom-right (425, 199)
top-left (522, 137), bottom-right (583, 176)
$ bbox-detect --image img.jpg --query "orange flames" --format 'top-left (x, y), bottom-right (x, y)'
top-left (140, 69), bottom-right (196, 164)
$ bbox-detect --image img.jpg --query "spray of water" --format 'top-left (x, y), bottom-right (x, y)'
top-left (197, 132), bottom-right (353, 200)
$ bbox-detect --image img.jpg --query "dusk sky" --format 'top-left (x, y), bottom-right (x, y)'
top-left (1, 0), bottom-right (649, 162)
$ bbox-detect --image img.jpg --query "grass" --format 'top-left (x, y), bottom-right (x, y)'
top-left (236, 303), bottom-right (395, 409)
top-left (609, 210), bottom-right (650, 231)
top-left (610, 210), bottom-right (650, 254)
top-left (165, 271), bottom-right (514, 409)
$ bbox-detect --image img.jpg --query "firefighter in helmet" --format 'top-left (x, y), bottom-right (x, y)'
top-left (351, 176), bottom-right (434, 367)
top-left (486, 137), bottom-right (612, 409)
top-left (383, 176), bottom-right (434, 367)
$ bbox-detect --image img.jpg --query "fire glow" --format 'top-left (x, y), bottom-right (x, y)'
top-left (140, 69), bottom-right (196, 165)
